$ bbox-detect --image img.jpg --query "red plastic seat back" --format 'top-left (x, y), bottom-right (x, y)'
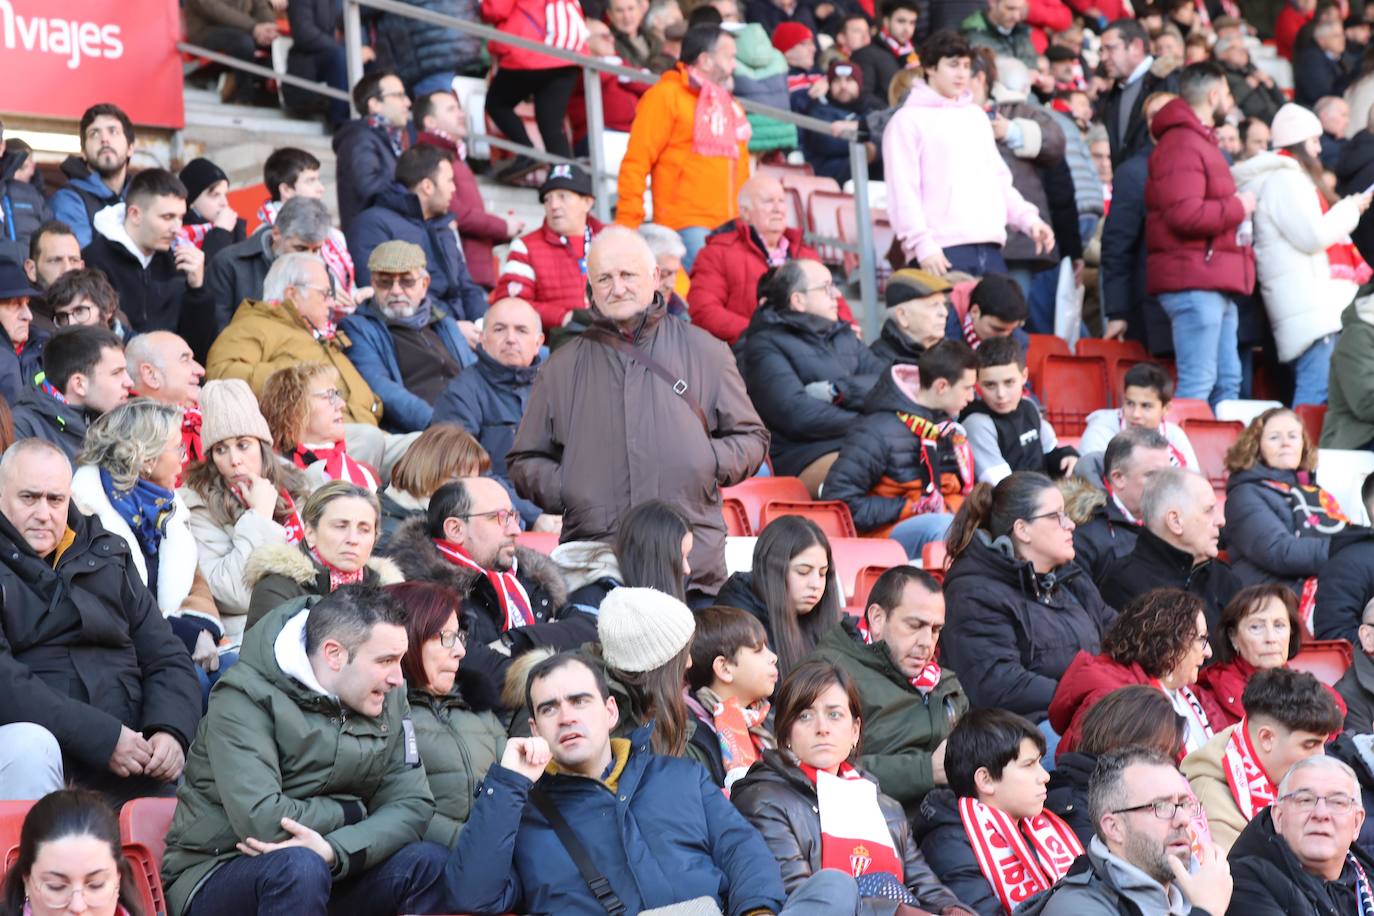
top-left (1166, 398), bottom-right (1215, 424)
top-left (119, 797), bottom-right (178, 916)
top-left (921, 541), bottom-right (949, 581)
top-left (1041, 355), bottom-right (1111, 436)
top-left (758, 500), bottom-right (858, 539)
top-left (722, 477), bottom-right (811, 534)
top-left (721, 498), bottom-right (753, 536)
top-left (1181, 419), bottom-right (1243, 490)
top-left (0, 800), bottom-right (35, 878)
top-left (807, 190), bottom-right (854, 267)
top-left (1288, 640), bottom-right (1354, 685)
top-left (828, 538), bottom-right (907, 601)
top-left (514, 531), bottom-right (559, 555)
top-left (1295, 403), bottom-right (1327, 444)
top-left (1026, 334), bottom-right (1072, 398)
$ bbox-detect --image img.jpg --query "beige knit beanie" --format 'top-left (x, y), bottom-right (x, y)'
top-left (200, 379), bottom-right (272, 449)
top-left (597, 587), bottom-right (697, 673)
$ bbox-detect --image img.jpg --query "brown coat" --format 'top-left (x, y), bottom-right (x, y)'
top-left (185, 0), bottom-right (276, 43)
top-left (507, 297), bottom-right (768, 593)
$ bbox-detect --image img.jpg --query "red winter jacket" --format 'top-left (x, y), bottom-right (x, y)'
top-left (1274, 4), bottom-right (1313, 61)
top-left (1194, 656), bottom-right (1348, 730)
top-left (1144, 99), bottom-right (1255, 297)
top-left (492, 217), bottom-right (605, 329)
top-left (1026, 0), bottom-right (1072, 52)
top-left (480, 0), bottom-right (586, 70)
top-left (415, 131), bottom-right (511, 289)
top-left (686, 223), bottom-right (854, 345)
top-left (569, 65), bottom-right (651, 143)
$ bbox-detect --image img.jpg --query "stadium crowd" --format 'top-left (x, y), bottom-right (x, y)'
top-left (8, 0), bottom-right (1374, 912)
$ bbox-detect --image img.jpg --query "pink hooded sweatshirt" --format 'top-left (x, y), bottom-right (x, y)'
top-left (882, 79), bottom-right (1043, 264)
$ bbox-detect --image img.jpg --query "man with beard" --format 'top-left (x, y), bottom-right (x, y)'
top-left (51, 104), bottom-right (135, 249)
top-left (1037, 746), bottom-right (1234, 914)
top-left (796, 60), bottom-right (880, 185)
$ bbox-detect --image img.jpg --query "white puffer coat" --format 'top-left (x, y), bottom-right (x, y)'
top-left (1232, 152), bottom-right (1365, 363)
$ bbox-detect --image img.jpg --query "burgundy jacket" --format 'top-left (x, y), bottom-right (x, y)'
top-left (1144, 99), bottom-right (1255, 297)
top-left (415, 130), bottom-right (511, 289)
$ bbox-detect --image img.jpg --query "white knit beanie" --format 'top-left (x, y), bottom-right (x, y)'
top-left (597, 587), bottom-right (697, 673)
top-left (1270, 103), bottom-right (1322, 150)
top-left (200, 379), bottom-right (272, 449)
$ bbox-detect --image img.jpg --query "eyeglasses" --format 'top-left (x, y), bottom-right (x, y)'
top-left (298, 284), bottom-right (337, 301)
top-left (438, 629), bottom-right (467, 648)
top-left (373, 274), bottom-right (423, 291)
top-left (54, 303), bottom-right (97, 327)
top-left (1112, 798), bottom-right (1203, 820)
top-left (379, 90), bottom-right (409, 100)
top-left (1279, 791), bottom-right (1359, 814)
top-left (804, 282), bottom-right (838, 296)
top-left (30, 874), bottom-right (119, 909)
top-left (311, 388), bottom-right (344, 405)
top-left (463, 508), bottom-right (520, 527)
top-left (1026, 510), bottom-right (1074, 529)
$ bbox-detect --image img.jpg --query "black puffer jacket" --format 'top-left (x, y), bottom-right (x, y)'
top-left (1336, 128), bottom-right (1374, 265)
top-left (714, 571), bottom-right (773, 642)
top-left (1223, 465), bottom-right (1338, 593)
top-left (1228, 807), bottom-right (1374, 916)
top-left (869, 319), bottom-right (927, 366)
top-left (1099, 526), bottom-right (1241, 643)
top-left (1045, 751), bottom-right (1096, 847)
top-left (941, 532), bottom-right (1116, 722)
top-left (731, 750), bottom-right (965, 916)
top-left (737, 308), bottom-right (885, 477)
top-left (1069, 493), bottom-right (1140, 589)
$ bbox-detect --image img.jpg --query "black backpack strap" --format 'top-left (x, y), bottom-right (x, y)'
top-left (528, 786), bottom-right (628, 916)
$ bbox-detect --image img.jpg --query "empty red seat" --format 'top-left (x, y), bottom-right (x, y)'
top-left (808, 190), bottom-right (854, 267)
top-left (759, 500), bottom-right (858, 539)
top-left (0, 800), bottom-right (34, 874)
top-left (756, 161), bottom-right (814, 180)
top-left (120, 797), bottom-right (178, 916)
top-left (514, 531), bottom-right (559, 555)
top-left (1295, 403), bottom-right (1327, 444)
top-left (828, 538), bottom-right (907, 601)
top-left (852, 564), bottom-right (893, 608)
top-left (721, 497), bottom-right (753, 536)
top-left (1075, 337), bottom-right (1148, 362)
top-left (1041, 355), bottom-right (1110, 436)
top-left (921, 540), bottom-right (948, 576)
top-left (1166, 398), bottom-right (1215, 424)
top-left (1288, 640), bottom-right (1353, 685)
top-left (1181, 419), bottom-right (1243, 490)
top-left (1026, 334), bottom-right (1071, 398)
top-left (722, 476), bottom-right (811, 533)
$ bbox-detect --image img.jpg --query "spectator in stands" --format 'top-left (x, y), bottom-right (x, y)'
top-left (1276, 0), bottom-right (1317, 61)
top-left (447, 650), bottom-right (854, 914)
top-left (373, 0), bottom-right (484, 96)
top-left (1317, 95), bottom-right (1351, 167)
top-left (184, 0), bottom-right (279, 104)
top-left (886, 31), bottom-right (1054, 276)
top-left (1182, 667), bottom-right (1343, 853)
top-left (206, 196), bottom-right (333, 332)
top-left (738, 260), bottom-right (885, 496)
top-left (1146, 63), bottom-right (1255, 407)
top-left (0, 134), bottom-right (49, 268)
top-left (375, 425), bottom-right (488, 549)
top-left (684, 605), bottom-right (778, 788)
top-left (1241, 115), bottom-right (1273, 160)
top-left (1216, 36), bottom-right (1287, 125)
top-left (1068, 427), bottom-right (1172, 585)
top-left (282, 0), bottom-right (355, 128)
top-left (553, 498), bottom-right (692, 614)
top-left (508, 226), bottom-right (767, 594)
top-left (941, 471), bottom-right (1115, 725)
top-left (962, 0), bottom-right (1037, 69)
top-left (0, 436), bottom-right (200, 802)
top-left (494, 165), bottom-right (603, 332)
top-left (1098, 21), bottom-right (1179, 167)
top-left (350, 146), bottom-right (489, 330)
top-left (479, 0), bottom-right (584, 183)
top-left (162, 585), bottom-right (449, 916)
top-left (126, 331), bottom-right (207, 472)
top-left (82, 169), bottom-right (215, 359)
top-left (207, 253), bottom-right (383, 425)
top-left (0, 262), bottom-right (43, 404)
top-left (687, 175), bottom-right (853, 344)
top-left (732, 659), bottom-right (968, 913)
top-left (414, 90), bottom-right (522, 291)
top-left (962, 336), bottom-right (1078, 484)
top-left (1224, 408), bottom-right (1355, 599)
top-left (574, 19), bottom-right (654, 146)
top-left (50, 104), bottom-right (134, 249)
top-left (47, 268), bottom-right (129, 340)
top-left (341, 240), bottom-right (474, 433)
top-left (260, 363), bottom-right (380, 492)
top-left (245, 480), bottom-right (402, 629)
top-left (824, 342), bottom-right (978, 556)
top-left (1035, 746), bottom-right (1232, 915)
top-left (1077, 361), bottom-right (1200, 468)
top-left (1236, 106), bottom-right (1370, 408)
top-left (1050, 589), bottom-right (1220, 760)
top-left (832, 11), bottom-right (872, 63)
top-left (915, 708), bottom-right (1081, 916)
top-left (638, 223), bottom-right (692, 319)
top-left (1322, 275), bottom-right (1374, 448)
top-left (1046, 686), bottom-right (1188, 845)
top-left (258, 147), bottom-right (359, 298)
top-left (431, 297), bottom-right (554, 531)
top-left (177, 158), bottom-right (246, 263)
top-left (617, 25), bottom-right (752, 269)
top-left (813, 565), bottom-right (969, 816)
top-left (22, 220), bottom-right (84, 297)
top-left (333, 72), bottom-right (412, 234)
top-left (645, 0), bottom-right (684, 58)
top-left (1194, 585), bottom-right (1304, 729)
top-left (181, 379), bottom-right (310, 637)
top-left (853, 0), bottom-right (919, 111)
top-left (12, 326), bottom-right (130, 463)
top-left (871, 268), bottom-right (952, 365)
top-left (795, 60), bottom-right (881, 186)
top-left (1334, 586), bottom-right (1374, 733)
top-left (391, 580), bottom-right (506, 846)
top-left (609, 0), bottom-right (656, 68)
top-left (1296, 19), bottom-right (1354, 107)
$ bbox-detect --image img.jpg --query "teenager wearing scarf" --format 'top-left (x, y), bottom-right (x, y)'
top-left (261, 362), bottom-right (380, 493)
top-left (732, 660), bottom-right (975, 915)
top-left (1181, 666), bottom-right (1344, 853)
top-left (1077, 360), bottom-right (1201, 472)
top-left (244, 480), bottom-right (404, 632)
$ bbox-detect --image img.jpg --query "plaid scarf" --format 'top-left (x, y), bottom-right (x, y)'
top-left (309, 544), bottom-right (366, 592)
top-left (959, 796), bottom-right (1083, 914)
top-left (432, 539), bottom-right (534, 631)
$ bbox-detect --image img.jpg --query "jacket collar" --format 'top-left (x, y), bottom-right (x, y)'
top-left (588, 292), bottom-right (670, 343)
top-left (273, 607), bottom-right (335, 698)
top-left (1086, 835), bottom-right (1189, 914)
top-left (93, 204), bottom-right (153, 268)
top-left (1133, 525), bottom-right (1209, 576)
top-left (539, 216), bottom-right (605, 247)
top-left (475, 343), bottom-right (541, 386)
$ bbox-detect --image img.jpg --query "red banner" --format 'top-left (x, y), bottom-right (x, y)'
top-left (0, 0), bottom-right (184, 128)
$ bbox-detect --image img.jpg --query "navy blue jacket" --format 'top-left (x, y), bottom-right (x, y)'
top-left (793, 95), bottom-right (877, 185)
top-left (347, 186), bottom-right (488, 323)
top-left (332, 118), bottom-right (404, 234)
top-left (431, 346), bottom-right (543, 525)
top-left (0, 150), bottom-right (50, 266)
top-left (0, 322), bottom-right (44, 407)
top-left (341, 300), bottom-right (476, 433)
top-left (1099, 143), bottom-right (1172, 354)
top-left (447, 723), bottom-right (788, 916)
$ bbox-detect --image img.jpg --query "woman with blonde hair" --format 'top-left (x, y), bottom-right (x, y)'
top-left (377, 424), bottom-right (491, 548)
top-left (261, 362), bottom-right (380, 490)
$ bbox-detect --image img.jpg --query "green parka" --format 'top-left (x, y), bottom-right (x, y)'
top-left (161, 597), bottom-right (434, 916)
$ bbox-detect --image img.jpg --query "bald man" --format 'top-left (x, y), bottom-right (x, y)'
top-left (126, 330), bottom-right (208, 472)
top-left (433, 297), bottom-right (558, 532)
top-left (508, 227), bottom-right (769, 593)
top-left (687, 174), bottom-right (854, 345)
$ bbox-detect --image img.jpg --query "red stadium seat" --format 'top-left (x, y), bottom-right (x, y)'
top-left (852, 564), bottom-right (895, 608)
top-left (1295, 403), bottom-right (1327, 444)
top-left (1041, 355), bottom-right (1111, 436)
top-left (722, 477), bottom-right (811, 533)
top-left (0, 800), bottom-right (34, 874)
top-left (226, 183), bottom-right (268, 234)
top-left (783, 187), bottom-right (805, 232)
top-left (921, 540), bottom-right (949, 577)
top-left (515, 531), bottom-right (559, 555)
top-left (1026, 334), bottom-right (1071, 398)
top-left (808, 190), bottom-right (854, 267)
top-left (778, 174), bottom-right (841, 226)
top-left (1181, 419), bottom-right (1243, 491)
top-left (721, 498), bottom-right (753, 536)
top-left (829, 538), bottom-right (908, 601)
top-left (1166, 398), bottom-right (1215, 424)
top-left (756, 161), bottom-right (814, 180)
top-left (1075, 339), bottom-right (1148, 397)
top-left (759, 500), bottom-right (858, 539)
top-left (838, 208), bottom-right (893, 291)
top-left (1288, 640), bottom-right (1354, 685)
top-left (119, 797), bottom-right (178, 916)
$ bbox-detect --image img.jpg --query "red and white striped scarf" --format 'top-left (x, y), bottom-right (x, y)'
top-left (1223, 718), bottom-right (1275, 821)
top-left (802, 762), bottom-right (904, 881)
top-left (1152, 680), bottom-right (1214, 756)
top-left (961, 311), bottom-right (982, 349)
top-left (292, 442), bottom-right (379, 491)
top-left (432, 539), bottom-right (534, 631)
top-left (175, 222), bottom-right (215, 250)
top-left (180, 406), bottom-right (204, 485)
top-left (879, 29), bottom-right (919, 68)
top-left (258, 199), bottom-right (357, 293)
top-left (310, 544), bottom-right (367, 592)
top-left (958, 796), bottom-right (1083, 914)
top-left (855, 614), bottom-right (941, 693)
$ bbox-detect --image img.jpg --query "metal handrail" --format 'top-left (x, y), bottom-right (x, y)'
top-left (178, 41), bottom-right (352, 101)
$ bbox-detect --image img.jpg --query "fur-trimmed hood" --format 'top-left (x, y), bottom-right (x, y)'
top-left (1060, 474), bottom-right (1107, 527)
top-left (384, 516), bottom-right (569, 610)
top-left (244, 541), bottom-right (405, 590)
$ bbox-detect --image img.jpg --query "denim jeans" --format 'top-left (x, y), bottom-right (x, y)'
top-left (0, 723), bottom-right (63, 800)
top-left (1158, 289), bottom-right (1241, 406)
top-left (185, 842), bottom-right (450, 916)
top-left (678, 226), bottom-right (712, 272)
top-left (780, 869), bottom-right (861, 914)
top-left (889, 512), bottom-right (954, 559)
top-left (1291, 333), bottom-right (1338, 407)
top-left (942, 243), bottom-right (1008, 277)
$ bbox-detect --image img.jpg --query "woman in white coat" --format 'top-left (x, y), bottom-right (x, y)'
top-left (1232, 103), bottom-right (1372, 406)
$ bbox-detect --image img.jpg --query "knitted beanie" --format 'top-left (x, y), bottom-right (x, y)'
top-left (772, 22), bottom-right (814, 54)
top-left (597, 587), bottom-right (697, 673)
top-left (1270, 103), bottom-right (1322, 150)
top-left (200, 379), bottom-right (272, 449)
top-left (179, 157), bottom-right (229, 205)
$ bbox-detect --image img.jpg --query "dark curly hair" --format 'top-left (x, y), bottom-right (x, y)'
top-left (1101, 588), bottom-right (1206, 678)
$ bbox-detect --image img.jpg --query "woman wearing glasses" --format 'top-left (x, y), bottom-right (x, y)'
top-left (244, 480), bottom-right (404, 631)
top-left (261, 362), bottom-right (381, 491)
top-left (389, 581), bottom-right (506, 848)
top-left (941, 472), bottom-right (1116, 736)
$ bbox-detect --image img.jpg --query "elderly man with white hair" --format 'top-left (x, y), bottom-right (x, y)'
top-left (1100, 467), bottom-right (1243, 635)
top-left (637, 223), bottom-right (691, 319)
top-left (508, 225), bottom-right (768, 594)
top-left (1228, 754), bottom-right (1374, 913)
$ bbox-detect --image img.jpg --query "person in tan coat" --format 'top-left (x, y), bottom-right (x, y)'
top-left (1180, 667), bottom-right (1342, 853)
top-left (507, 226), bottom-right (768, 595)
top-left (206, 252), bottom-right (382, 427)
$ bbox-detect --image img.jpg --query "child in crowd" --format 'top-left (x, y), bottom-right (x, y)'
top-left (950, 274), bottom-right (1030, 350)
top-left (1078, 360), bottom-right (1200, 469)
top-left (962, 336), bottom-right (1078, 484)
top-left (685, 605), bottom-right (780, 791)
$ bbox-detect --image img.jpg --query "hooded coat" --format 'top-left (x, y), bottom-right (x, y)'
top-left (0, 320), bottom-right (44, 407)
top-left (1323, 300), bottom-right (1374, 449)
top-left (1223, 464), bottom-right (1338, 593)
top-left (243, 541), bottom-right (405, 631)
top-left (10, 386), bottom-right (90, 464)
top-left (731, 25), bottom-right (799, 154)
top-left (913, 787), bottom-right (1035, 916)
top-left (49, 156), bottom-right (128, 248)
